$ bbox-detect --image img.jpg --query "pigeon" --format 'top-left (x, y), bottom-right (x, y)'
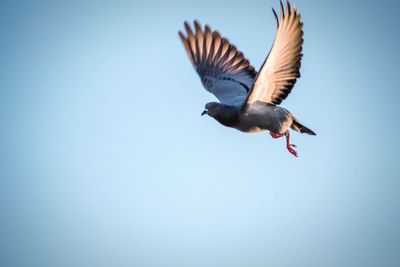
top-left (178, 0), bottom-right (316, 157)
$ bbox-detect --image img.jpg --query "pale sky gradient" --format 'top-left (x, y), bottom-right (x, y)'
top-left (0, 0), bottom-right (399, 266)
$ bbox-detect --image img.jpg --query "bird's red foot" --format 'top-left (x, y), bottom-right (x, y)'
top-left (285, 133), bottom-right (298, 157)
top-left (270, 133), bottom-right (283, 139)
top-left (287, 144), bottom-right (298, 157)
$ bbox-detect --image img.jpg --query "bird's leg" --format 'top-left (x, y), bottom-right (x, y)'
top-left (285, 131), bottom-right (298, 157)
top-left (270, 132), bottom-right (283, 139)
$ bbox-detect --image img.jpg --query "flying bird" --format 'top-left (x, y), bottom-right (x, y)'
top-left (178, 0), bottom-right (316, 157)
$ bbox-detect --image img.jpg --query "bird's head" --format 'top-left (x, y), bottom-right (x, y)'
top-left (201, 102), bottom-right (239, 127)
top-left (201, 102), bottom-right (222, 118)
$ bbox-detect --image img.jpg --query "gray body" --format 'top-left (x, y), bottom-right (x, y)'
top-left (237, 102), bottom-right (292, 134)
top-left (203, 101), bottom-right (303, 136)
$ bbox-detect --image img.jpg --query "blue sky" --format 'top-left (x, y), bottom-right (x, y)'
top-left (0, 0), bottom-right (399, 266)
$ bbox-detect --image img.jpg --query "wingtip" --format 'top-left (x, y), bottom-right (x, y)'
top-left (184, 21), bottom-right (193, 35)
top-left (204, 24), bottom-right (212, 34)
top-left (293, 4), bottom-right (297, 15)
top-left (194, 20), bottom-right (202, 29)
top-left (272, 7), bottom-right (279, 28)
top-left (286, 0), bottom-right (291, 15)
top-left (178, 30), bottom-right (186, 40)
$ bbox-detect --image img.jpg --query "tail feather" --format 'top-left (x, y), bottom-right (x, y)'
top-left (291, 117), bottom-right (316, 135)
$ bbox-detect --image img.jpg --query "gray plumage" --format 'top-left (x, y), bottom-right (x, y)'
top-left (179, 0), bottom-right (315, 157)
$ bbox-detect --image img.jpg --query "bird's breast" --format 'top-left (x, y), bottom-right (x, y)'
top-left (235, 112), bottom-right (265, 133)
top-left (236, 103), bottom-right (292, 134)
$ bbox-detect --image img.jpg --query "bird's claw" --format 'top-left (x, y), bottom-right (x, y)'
top-left (287, 144), bottom-right (298, 157)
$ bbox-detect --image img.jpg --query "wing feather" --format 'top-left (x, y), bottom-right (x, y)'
top-left (246, 0), bottom-right (304, 106)
top-left (179, 21), bottom-right (257, 106)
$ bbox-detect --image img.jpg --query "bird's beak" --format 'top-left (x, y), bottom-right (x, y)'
top-left (201, 110), bottom-right (207, 116)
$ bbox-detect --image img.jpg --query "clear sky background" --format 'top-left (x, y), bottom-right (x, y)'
top-left (0, 0), bottom-right (399, 266)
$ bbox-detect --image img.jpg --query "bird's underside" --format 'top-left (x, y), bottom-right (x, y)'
top-left (178, 0), bottom-right (316, 157)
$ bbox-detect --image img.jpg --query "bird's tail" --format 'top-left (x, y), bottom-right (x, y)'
top-left (291, 117), bottom-right (316, 135)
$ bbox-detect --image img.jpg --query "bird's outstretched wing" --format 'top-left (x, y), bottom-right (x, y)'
top-left (179, 21), bottom-right (257, 107)
top-left (246, 0), bottom-right (303, 106)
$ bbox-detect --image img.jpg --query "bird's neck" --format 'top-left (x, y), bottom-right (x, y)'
top-left (214, 106), bottom-right (239, 127)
